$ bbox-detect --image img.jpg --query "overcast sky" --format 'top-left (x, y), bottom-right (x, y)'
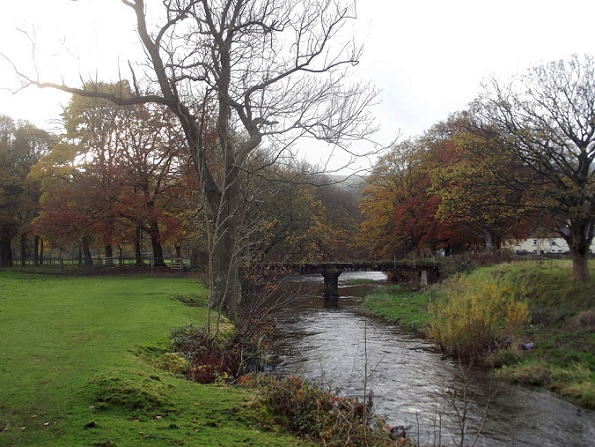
top-left (1, 0), bottom-right (594, 171)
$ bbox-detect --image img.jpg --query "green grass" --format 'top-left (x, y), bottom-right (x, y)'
top-left (362, 285), bottom-right (432, 332)
top-left (0, 270), bottom-right (311, 446)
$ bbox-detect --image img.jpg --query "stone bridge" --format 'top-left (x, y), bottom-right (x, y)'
top-left (284, 260), bottom-right (442, 298)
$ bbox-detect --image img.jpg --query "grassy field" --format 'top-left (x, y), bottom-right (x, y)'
top-left (0, 270), bottom-right (310, 447)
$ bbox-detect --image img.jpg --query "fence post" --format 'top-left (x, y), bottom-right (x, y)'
top-left (420, 270), bottom-right (428, 287)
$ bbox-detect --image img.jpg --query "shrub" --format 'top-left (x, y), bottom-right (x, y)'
top-left (170, 318), bottom-right (274, 384)
top-left (429, 272), bottom-right (529, 360)
top-left (253, 375), bottom-right (404, 447)
top-left (557, 380), bottom-right (595, 409)
top-left (170, 325), bottom-right (241, 384)
top-left (486, 346), bottom-right (524, 367)
top-left (497, 361), bottom-right (553, 386)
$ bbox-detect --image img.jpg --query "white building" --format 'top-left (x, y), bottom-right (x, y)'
top-left (506, 237), bottom-right (595, 255)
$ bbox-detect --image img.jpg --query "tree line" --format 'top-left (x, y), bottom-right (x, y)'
top-left (3, 55), bottom-right (594, 283)
top-left (0, 94), bottom-right (364, 270)
top-left (3, 55), bottom-right (593, 285)
top-left (359, 54), bottom-right (594, 282)
top-left (2, 54), bottom-right (593, 313)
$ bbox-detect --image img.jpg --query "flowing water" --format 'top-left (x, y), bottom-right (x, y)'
top-left (269, 271), bottom-right (595, 447)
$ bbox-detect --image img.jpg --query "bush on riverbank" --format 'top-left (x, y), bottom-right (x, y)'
top-left (428, 270), bottom-right (530, 360)
top-left (250, 374), bottom-right (410, 446)
top-left (167, 316), bottom-right (274, 384)
top-left (497, 361), bottom-right (595, 408)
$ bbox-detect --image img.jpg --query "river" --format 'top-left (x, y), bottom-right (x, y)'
top-left (269, 271), bottom-right (595, 447)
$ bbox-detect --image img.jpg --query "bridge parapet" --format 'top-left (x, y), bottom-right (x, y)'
top-left (287, 260), bottom-right (441, 273)
top-left (281, 260), bottom-right (442, 297)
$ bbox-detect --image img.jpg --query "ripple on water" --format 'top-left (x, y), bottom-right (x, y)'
top-left (272, 272), bottom-right (595, 447)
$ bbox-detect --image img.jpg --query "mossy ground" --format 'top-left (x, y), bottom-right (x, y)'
top-left (0, 270), bottom-right (312, 446)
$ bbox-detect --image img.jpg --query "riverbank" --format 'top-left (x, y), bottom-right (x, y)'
top-left (0, 270), bottom-right (315, 447)
top-left (362, 260), bottom-right (595, 409)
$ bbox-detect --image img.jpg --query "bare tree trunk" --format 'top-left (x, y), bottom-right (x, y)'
top-left (213, 221), bottom-right (242, 319)
top-left (33, 235), bottom-right (40, 267)
top-left (560, 217), bottom-right (592, 282)
top-left (104, 244), bottom-right (114, 267)
top-left (134, 226), bottom-right (143, 266)
top-left (207, 168), bottom-right (243, 320)
top-left (483, 229), bottom-right (494, 253)
top-left (148, 220), bottom-right (167, 267)
top-left (570, 249), bottom-right (589, 282)
top-left (82, 235), bottom-right (93, 267)
top-left (150, 234), bottom-right (166, 267)
top-left (567, 231), bottom-right (591, 282)
top-left (0, 237), bottom-right (13, 267)
top-left (20, 234), bottom-right (27, 267)
top-left (39, 238), bottom-right (44, 265)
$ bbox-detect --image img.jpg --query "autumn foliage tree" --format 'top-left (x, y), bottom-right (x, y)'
top-left (313, 178), bottom-right (363, 260)
top-left (109, 97), bottom-right (188, 267)
top-left (387, 140), bottom-right (444, 256)
top-left (399, 124), bottom-right (472, 255)
top-left (429, 116), bottom-right (536, 251)
top-left (33, 84), bottom-right (187, 266)
top-left (0, 116), bottom-right (53, 266)
top-left (358, 142), bottom-right (416, 260)
top-left (359, 130), bottom-right (473, 259)
top-left (33, 172), bottom-right (111, 265)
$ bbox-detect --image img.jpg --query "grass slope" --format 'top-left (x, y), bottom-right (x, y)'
top-left (0, 270), bottom-right (309, 447)
top-left (362, 260), bottom-right (595, 408)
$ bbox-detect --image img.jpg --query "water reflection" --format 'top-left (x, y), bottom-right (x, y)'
top-left (270, 271), bottom-right (595, 447)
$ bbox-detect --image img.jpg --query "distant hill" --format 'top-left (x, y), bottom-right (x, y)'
top-left (328, 174), bottom-right (367, 188)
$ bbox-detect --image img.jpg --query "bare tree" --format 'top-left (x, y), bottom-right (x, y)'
top-left (471, 54), bottom-right (595, 281)
top-left (8, 0), bottom-right (377, 318)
